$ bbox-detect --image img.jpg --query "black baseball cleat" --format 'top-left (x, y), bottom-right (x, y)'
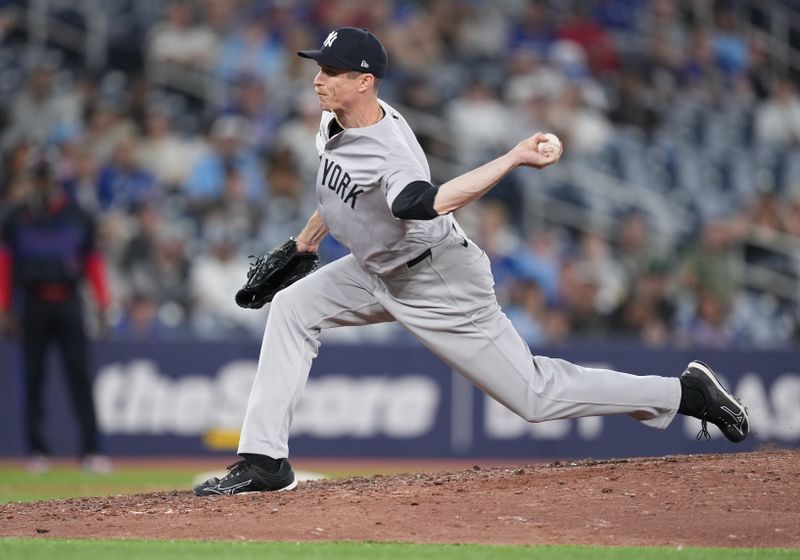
top-left (193, 458), bottom-right (298, 496)
top-left (680, 360), bottom-right (749, 442)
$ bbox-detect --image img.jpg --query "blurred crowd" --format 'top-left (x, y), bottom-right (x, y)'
top-left (1, 0), bottom-right (800, 348)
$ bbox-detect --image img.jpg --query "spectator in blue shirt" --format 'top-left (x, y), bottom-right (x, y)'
top-left (97, 136), bottom-right (158, 212)
top-left (184, 115), bottom-right (266, 204)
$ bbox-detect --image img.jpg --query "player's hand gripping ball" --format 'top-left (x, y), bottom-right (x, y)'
top-left (537, 133), bottom-right (562, 156)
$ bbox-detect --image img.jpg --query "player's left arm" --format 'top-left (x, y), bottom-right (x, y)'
top-left (81, 212), bottom-right (111, 336)
top-left (391, 132), bottom-right (561, 220)
top-left (294, 210), bottom-right (329, 253)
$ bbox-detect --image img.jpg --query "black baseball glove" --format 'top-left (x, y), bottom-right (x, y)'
top-left (235, 238), bottom-right (319, 309)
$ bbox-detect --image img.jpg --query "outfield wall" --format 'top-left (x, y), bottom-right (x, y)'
top-left (0, 339), bottom-right (797, 458)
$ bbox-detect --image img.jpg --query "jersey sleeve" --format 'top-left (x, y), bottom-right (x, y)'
top-left (0, 213), bottom-right (15, 310)
top-left (84, 251), bottom-right (110, 309)
top-left (391, 180), bottom-right (439, 220)
top-left (80, 210), bottom-right (110, 308)
top-left (0, 247), bottom-right (11, 310)
top-left (380, 145), bottom-right (431, 212)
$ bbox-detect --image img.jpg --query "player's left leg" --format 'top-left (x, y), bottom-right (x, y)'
top-left (237, 254), bottom-right (395, 461)
top-left (53, 297), bottom-right (102, 458)
top-left (195, 255), bottom-right (396, 496)
top-left (378, 232), bottom-right (681, 429)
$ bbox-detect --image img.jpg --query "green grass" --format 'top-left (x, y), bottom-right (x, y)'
top-left (0, 466), bottom-right (194, 503)
top-left (0, 463), bottom-right (426, 504)
top-left (0, 539), bottom-right (797, 560)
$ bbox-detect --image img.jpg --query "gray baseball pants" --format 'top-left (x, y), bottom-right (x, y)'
top-left (238, 231), bottom-right (681, 459)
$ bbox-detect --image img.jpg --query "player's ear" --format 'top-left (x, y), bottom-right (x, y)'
top-left (358, 73), bottom-right (375, 93)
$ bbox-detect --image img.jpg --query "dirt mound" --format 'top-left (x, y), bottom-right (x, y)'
top-left (2, 450), bottom-right (798, 547)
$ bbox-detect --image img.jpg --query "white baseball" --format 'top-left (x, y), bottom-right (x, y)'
top-left (538, 133), bottom-right (562, 155)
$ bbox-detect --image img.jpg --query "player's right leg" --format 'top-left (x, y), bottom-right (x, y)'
top-left (379, 233), bottom-right (747, 442)
top-left (195, 255), bottom-right (394, 496)
top-left (21, 298), bottom-right (51, 464)
top-left (379, 233), bottom-right (682, 430)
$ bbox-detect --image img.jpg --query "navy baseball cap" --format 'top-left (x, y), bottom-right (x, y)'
top-left (298, 27), bottom-right (388, 78)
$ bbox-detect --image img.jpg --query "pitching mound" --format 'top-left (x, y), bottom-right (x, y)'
top-left (1, 449), bottom-right (798, 547)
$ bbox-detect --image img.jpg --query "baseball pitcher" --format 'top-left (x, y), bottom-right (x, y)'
top-left (194, 27), bottom-right (748, 496)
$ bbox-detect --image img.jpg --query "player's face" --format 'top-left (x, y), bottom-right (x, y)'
top-left (314, 64), bottom-right (361, 112)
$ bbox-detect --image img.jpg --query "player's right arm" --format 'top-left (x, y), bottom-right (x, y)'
top-left (390, 132), bottom-right (561, 220)
top-left (295, 210), bottom-right (329, 253)
top-left (432, 132), bottom-right (561, 215)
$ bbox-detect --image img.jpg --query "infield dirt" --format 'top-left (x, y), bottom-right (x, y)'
top-left (1, 449), bottom-right (798, 547)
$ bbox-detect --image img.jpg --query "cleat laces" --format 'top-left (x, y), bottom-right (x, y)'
top-left (696, 419), bottom-right (711, 440)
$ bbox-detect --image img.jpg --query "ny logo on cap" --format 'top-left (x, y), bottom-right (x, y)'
top-left (323, 31), bottom-right (338, 48)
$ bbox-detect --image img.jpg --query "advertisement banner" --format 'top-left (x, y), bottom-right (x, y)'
top-left (0, 340), bottom-right (797, 459)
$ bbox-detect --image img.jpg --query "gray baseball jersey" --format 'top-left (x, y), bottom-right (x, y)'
top-left (314, 99), bottom-right (453, 274)
top-left (237, 101), bottom-right (682, 460)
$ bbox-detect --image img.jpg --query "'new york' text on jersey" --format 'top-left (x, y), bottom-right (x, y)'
top-left (315, 100), bottom-right (453, 274)
top-left (320, 157), bottom-right (364, 209)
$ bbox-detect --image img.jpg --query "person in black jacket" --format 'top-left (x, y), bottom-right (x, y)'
top-left (0, 153), bottom-right (112, 474)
